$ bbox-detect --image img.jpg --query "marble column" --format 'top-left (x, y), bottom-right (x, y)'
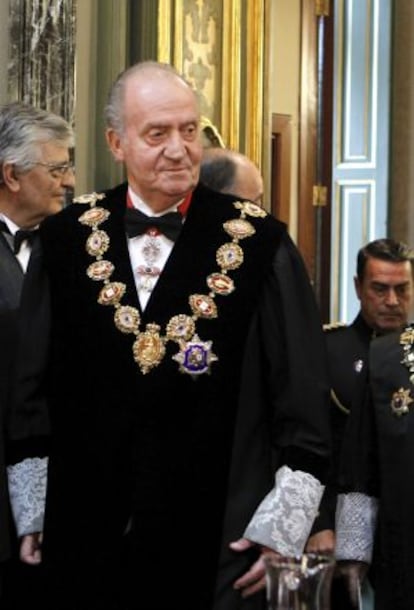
top-left (8, 0), bottom-right (75, 125)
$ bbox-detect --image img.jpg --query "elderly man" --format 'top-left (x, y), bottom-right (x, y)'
top-left (19, 62), bottom-right (331, 610)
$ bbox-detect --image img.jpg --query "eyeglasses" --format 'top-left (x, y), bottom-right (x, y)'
top-left (32, 162), bottom-right (75, 178)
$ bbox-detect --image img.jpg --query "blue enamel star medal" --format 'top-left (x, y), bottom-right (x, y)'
top-left (172, 335), bottom-right (218, 377)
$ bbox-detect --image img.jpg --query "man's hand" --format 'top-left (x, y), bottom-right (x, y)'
top-left (229, 537), bottom-right (279, 598)
top-left (20, 532), bottom-right (43, 565)
top-left (335, 560), bottom-right (369, 607)
top-left (305, 529), bottom-right (335, 554)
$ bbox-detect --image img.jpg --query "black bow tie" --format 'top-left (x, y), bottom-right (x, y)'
top-left (124, 208), bottom-right (183, 242)
top-left (0, 220), bottom-right (38, 254)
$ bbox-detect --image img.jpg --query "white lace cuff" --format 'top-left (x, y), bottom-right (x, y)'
top-left (243, 465), bottom-right (324, 555)
top-left (7, 457), bottom-right (48, 536)
top-left (335, 492), bottom-right (378, 563)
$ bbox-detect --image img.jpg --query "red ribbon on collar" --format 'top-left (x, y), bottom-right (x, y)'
top-left (126, 189), bottom-right (193, 217)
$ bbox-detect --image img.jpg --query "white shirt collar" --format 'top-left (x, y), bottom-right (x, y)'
top-left (127, 186), bottom-right (183, 217)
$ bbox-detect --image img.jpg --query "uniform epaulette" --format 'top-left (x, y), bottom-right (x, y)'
top-left (323, 321), bottom-right (348, 331)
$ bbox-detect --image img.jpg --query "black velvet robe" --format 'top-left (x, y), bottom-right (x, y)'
top-left (340, 327), bottom-right (414, 610)
top-left (37, 182), bottom-right (331, 610)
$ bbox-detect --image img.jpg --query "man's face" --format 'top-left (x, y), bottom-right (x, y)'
top-left (106, 73), bottom-right (203, 211)
top-left (354, 257), bottom-right (414, 332)
top-left (15, 141), bottom-right (74, 226)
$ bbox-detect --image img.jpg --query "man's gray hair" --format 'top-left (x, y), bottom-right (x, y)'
top-left (0, 102), bottom-right (74, 185)
top-left (104, 60), bottom-right (196, 135)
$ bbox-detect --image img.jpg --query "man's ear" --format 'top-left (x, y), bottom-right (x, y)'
top-left (106, 129), bottom-right (125, 162)
top-left (2, 163), bottom-right (20, 192)
top-left (354, 275), bottom-right (362, 300)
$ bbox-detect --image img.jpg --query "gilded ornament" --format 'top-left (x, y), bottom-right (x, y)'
top-left (390, 387), bottom-right (413, 417)
top-left (223, 218), bottom-right (256, 240)
top-left (79, 207), bottom-right (110, 227)
top-left (189, 294), bottom-right (218, 318)
top-left (166, 314), bottom-right (195, 341)
top-left (80, 192), bottom-right (268, 375)
top-left (133, 324), bottom-right (166, 374)
top-left (172, 334), bottom-right (218, 376)
top-left (400, 324), bottom-right (414, 383)
top-left (400, 327), bottom-right (414, 345)
top-left (216, 243), bottom-right (244, 270)
top-left (98, 282), bottom-right (126, 306)
top-left (114, 306), bottom-right (140, 334)
top-left (233, 201), bottom-right (267, 218)
top-left (73, 192), bottom-right (106, 205)
top-left (206, 273), bottom-right (234, 296)
top-left (87, 260), bottom-right (114, 281)
top-left (86, 230), bottom-right (110, 257)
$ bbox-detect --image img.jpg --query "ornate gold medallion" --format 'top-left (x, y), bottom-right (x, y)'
top-left (114, 306), bottom-right (140, 334)
top-left (87, 260), bottom-right (114, 281)
top-left (98, 282), bottom-right (126, 306)
top-left (133, 324), bottom-right (166, 374)
top-left (390, 387), bottom-right (413, 417)
top-left (166, 315), bottom-right (195, 341)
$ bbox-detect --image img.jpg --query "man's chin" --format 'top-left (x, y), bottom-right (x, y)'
top-left (164, 179), bottom-right (195, 197)
top-left (377, 318), bottom-right (404, 332)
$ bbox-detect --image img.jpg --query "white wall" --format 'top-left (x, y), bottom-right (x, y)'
top-left (269, 0), bottom-right (301, 237)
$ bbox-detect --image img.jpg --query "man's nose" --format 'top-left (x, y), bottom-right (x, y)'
top-left (385, 289), bottom-right (399, 305)
top-left (62, 168), bottom-right (76, 188)
top-left (164, 133), bottom-right (186, 159)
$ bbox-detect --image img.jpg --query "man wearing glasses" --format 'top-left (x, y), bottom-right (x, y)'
top-left (0, 101), bottom-right (74, 607)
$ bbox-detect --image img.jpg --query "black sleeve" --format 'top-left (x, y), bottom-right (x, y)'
top-left (260, 233), bottom-right (333, 483)
top-left (6, 254), bottom-right (51, 464)
top-left (338, 365), bottom-right (379, 496)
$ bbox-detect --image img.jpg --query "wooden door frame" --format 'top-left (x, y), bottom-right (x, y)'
top-left (297, 0), bottom-right (333, 320)
top-left (271, 113), bottom-right (292, 226)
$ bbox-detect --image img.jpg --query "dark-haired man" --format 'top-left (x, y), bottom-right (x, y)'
top-left (307, 238), bottom-right (414, 608)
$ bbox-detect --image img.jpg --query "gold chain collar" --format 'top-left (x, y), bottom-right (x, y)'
top-left (75, 192), bottom-right (267, 377)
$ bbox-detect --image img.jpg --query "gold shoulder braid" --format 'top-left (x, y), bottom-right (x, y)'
top-left (75, 192), bottom-right (267, 377)
top-left (323, 322), bottom-right (347, 331)
top-left (400, 325), bottom-right (414, 383)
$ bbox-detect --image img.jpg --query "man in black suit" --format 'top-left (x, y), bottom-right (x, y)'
top-left (306, 238), bottom-right (414, 608)
top-left (0, 101), bottom-right (74, 605)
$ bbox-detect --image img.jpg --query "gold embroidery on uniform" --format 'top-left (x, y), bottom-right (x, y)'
top-left (400, 325), bottom-right (414, 384)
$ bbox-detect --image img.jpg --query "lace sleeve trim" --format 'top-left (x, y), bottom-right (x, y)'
top-left (7, 457), bottom-right (48, 536)
top-left (243, 465), bottom-right (324, 555)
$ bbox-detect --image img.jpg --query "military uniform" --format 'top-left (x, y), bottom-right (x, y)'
top-left (339, 324), bottom-right (414, 610)
top-left (311, 314), bottom-right (375, 610)
top-left (311, 313), bottom-right (374, 533)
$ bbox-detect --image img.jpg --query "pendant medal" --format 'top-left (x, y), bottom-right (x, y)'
top-left (133, 323), bottom-right (166, 374)
top-left (172, 334), bottom-right (218, 377)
